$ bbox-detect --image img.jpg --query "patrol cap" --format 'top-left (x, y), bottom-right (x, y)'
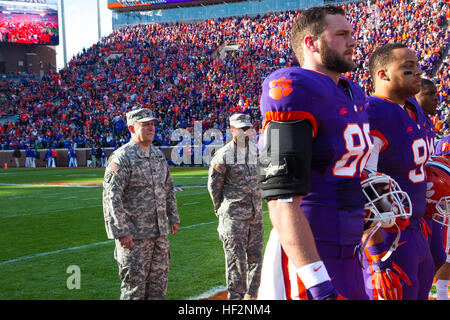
top-left (229, 113), bottom-right (252, 129)
top-left (126, 108), bottom-right (157, 125)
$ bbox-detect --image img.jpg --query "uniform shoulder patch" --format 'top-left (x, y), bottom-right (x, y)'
top-left (213, 163), bottom-right (225, 174)
top-left (108, 162), bottom-right (120, 173)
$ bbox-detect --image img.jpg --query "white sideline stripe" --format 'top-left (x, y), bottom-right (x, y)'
top-left (185, 286), bottom-right (227, 300)
top-left (0, 183), bottom-right (207, 189)
top-left (181, 221), bottom-right (216, 229)
top-left (1, 212), bottom-right (269, 265)
top-left (0, 220), bottom-right (218, 266)
top-left (0, 184), bottom-right (207, 218)
top-left (0, 183), bottom-right (99, 188)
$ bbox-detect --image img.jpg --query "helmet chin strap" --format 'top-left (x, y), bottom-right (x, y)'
top-left (380, 224), bottom-right (401, 262)
top-left (358, 218), bottom-right (402, 267)
top-left (361, 221), bottom-right (382, 251)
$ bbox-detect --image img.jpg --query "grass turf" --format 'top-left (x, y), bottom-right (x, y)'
top-left (0, 167), bottom-right (271, 300)
top-left (2, 167), bottom-right (444, 300)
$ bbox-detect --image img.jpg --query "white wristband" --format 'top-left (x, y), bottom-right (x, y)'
top-left (296, 261), bottom-right (331, 289)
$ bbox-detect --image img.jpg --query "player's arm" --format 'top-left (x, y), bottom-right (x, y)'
top-left (362, 151), bottom-right (411, 299)
top-left (365, 133), bottom-right (410, 232)
top-left (268, 196), bottom-right (320, 268)
top-left (365, 135), bottom-right (385, 171)
top-left (260, 119), bottom-right (319, 267)
top-left (258, 119), bottom-right (338, 299)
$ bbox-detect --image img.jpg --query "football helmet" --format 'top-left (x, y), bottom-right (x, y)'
top-left (361, 169), bottom-right (412, 261)
top-left (361, 168), bottom-right (412, 230)
top-left (425, 157), bottom-right (450, 226)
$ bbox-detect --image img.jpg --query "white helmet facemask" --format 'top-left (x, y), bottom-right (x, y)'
top-left (361, 170), bottom-right (412, 262)
top-left (433, 196), bottom-right (450, 226)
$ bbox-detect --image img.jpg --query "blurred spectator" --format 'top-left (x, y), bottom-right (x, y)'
top-left (33, 146), bottom-right (40, 167)
top-left (25, 145), bottom-right (33, 168)
top-left (12, 145), bottom-right (20, 167)
top-left (95, 145), bottom-right (103, 167)
top-left (90, 145), bottom-right (97, 167)
top-left (52, 148), bottom-right (57, 167)
top-left (68, 146), bottom-right (77, 167)
top-left (44, 148), bottom-right (52, 167)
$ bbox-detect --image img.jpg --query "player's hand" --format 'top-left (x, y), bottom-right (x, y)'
top-left (119, 234), bottom-right (134, 249)
top-left (372, 259), bottom-right (411, 300)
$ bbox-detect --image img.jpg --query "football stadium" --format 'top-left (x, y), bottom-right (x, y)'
top-left (0, 0), bottom-right (449, 303)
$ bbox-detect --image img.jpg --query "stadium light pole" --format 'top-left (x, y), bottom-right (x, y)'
top-left (97, 0), bottom-right (102, 42)
top-left (61, 0), bottom-right (67, 67)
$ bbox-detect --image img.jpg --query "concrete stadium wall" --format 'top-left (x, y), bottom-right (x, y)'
top-left (0, 147), bottom-right (176, 168)
top-left (0, 148), bottom-right (114, 168)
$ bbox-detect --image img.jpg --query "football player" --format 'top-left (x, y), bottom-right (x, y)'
top-left (364, 43), bottom-right (435, 300)
top-left (415, 78), bottom-right (438, 157)
top-left (257, 5), bottom-right (374, 300)
top-left (425, 158), bottom-right (450, 300)
top-left (415, 79), bottom-right (447, 280)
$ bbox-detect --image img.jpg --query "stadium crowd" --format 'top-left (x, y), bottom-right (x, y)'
top-left (0, 0), bottom-right (449, 153)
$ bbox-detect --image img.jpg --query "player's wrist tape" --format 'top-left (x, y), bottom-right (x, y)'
top-left (296, 261), bottom-right (331, 289)
top-left (367, 242), bottom-right (387, 263)
top-left (307, 280), bottom-right (336, 300)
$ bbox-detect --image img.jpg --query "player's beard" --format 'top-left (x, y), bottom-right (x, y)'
top-left (320, 40), bottom-right (355, 74)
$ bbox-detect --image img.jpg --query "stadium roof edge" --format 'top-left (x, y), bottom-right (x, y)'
top-left (108, 0), bottom-right (250, 13)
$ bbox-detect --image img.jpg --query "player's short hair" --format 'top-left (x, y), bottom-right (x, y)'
top-left (291, 5), bottom-right (346, 66)
top-left (368, 42), bottom-right (408, 81)
top-left (421, 78), bottom-right (436, 89)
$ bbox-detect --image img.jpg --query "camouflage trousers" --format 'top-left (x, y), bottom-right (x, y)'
top-left (114, 236), bottom-right (170, 300)
top-left (218, 214), bottom-right (264, 300)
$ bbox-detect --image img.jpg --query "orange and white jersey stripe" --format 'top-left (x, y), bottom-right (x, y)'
top-left (281, 247), bottom-right (308, 300)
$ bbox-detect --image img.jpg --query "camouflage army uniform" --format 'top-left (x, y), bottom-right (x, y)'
top-left (103, 139), bottom-right (180, 300)
top-left (207, 140), bottom-right (264, 300)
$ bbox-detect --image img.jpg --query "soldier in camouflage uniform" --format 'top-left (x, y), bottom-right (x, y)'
top-left (102, 108), bottom-right (180, 300)
top-left (207, 113), bottom-right (264, 300)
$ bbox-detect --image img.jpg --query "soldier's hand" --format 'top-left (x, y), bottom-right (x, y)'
top-left (119, 234), bottom-right (134, 249)
top-left (171, 224), bottom-right (180, 235)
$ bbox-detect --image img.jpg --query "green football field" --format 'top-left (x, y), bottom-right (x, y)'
top-left (0, 167), bottom-right (271, 300)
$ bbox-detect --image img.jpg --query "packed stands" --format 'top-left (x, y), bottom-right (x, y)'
top-left (0, 0), bottom-right (449, 152)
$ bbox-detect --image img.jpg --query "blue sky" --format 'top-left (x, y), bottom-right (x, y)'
top-left (56, 0), bottom-right (112, 70)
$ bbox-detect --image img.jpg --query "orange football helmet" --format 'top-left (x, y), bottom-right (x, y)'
top-left (425, 157), bottom-right (450, 226)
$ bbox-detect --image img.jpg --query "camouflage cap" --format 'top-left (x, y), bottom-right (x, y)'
top-left (230, 113), bottom-right (252, 128)
top-left (126, 108), bottom-right (157, 125)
